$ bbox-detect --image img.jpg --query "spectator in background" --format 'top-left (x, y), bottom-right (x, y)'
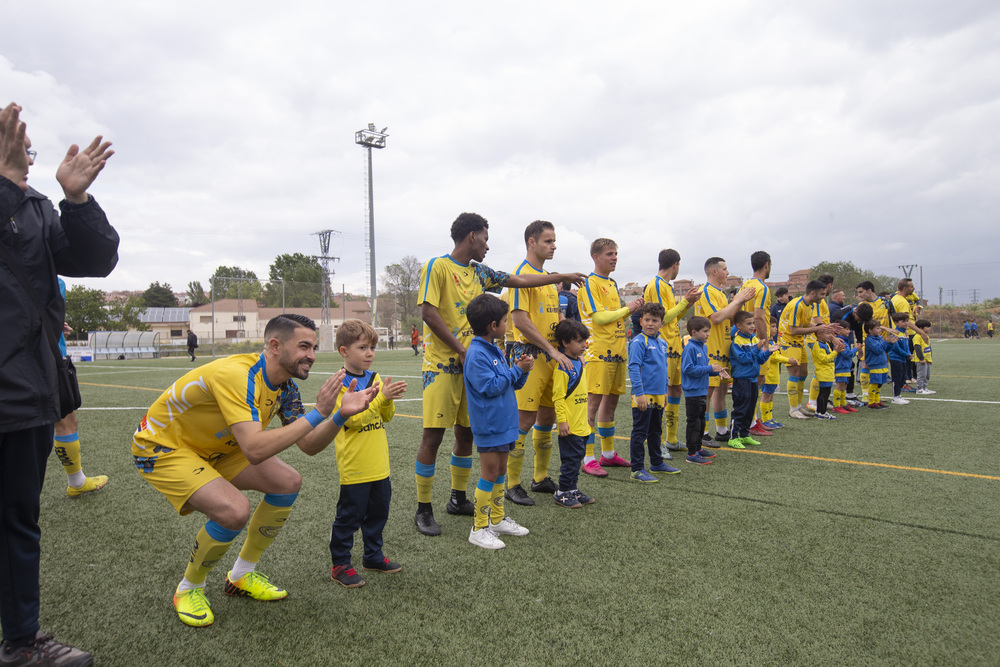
top-left (770, 286), bottom-right (790, 324)
top-left (187, 328), bottom-right (198, 361)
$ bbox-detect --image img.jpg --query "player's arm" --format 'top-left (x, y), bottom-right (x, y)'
top-left (706, 286), bottom-right (754, 325)
top-left (508, 271), bottom-right (586, 289)
top-left (421, 301), bottom-right (468, 362)
top-left (512, 309), bottom-right (571, 371)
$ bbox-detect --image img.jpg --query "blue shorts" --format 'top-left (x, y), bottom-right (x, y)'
top-left (761, 383), bottom-right (778, 394)
top-left (819, 381), bottom-right (833, 388)
top-left (476, 443), bottom-right (511, 454)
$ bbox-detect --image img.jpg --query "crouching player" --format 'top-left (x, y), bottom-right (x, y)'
top-left (326, 320), bottom-right (408, 588)
top-left (551, 319), bottom-right (597, 508)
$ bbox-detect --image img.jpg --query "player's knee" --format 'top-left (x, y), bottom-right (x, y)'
top-left (216, 495), bottom-right (252, 530)
top-left (280, 468), bottom-right (303, 494)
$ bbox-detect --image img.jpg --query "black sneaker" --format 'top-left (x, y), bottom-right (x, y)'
top-left (445, 498), bottom-right (475, 515)
top-left (553, 491), bottom-right (583, 509)
top-left (570, 489), bottom-right (596, 505)
top-left (529, 477), bottom-right (557, 494)
top-left (701, 433), bottom-right (713, 444)
top-left (714, 431), bottom-right (730, 443)
top-left (414, 508), bottom-right (441, 536)
top-left (361, 557), bottom-right (403, 573)
top-left (331, 564), bottom-right (366, 588)
top-left (504, 484), bottom-right (535, 506)
top-left (0, 631), bottom-right (93, 667)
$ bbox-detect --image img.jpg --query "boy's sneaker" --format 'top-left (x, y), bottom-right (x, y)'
top-left (553, 491), bottom-right (583, 509)
top-left (529, 477), bottom-right (557, 493)
top-left (727, 437), bottom-right (746, 449)
top-left (845, 405), bottom-right (859, 412)
top-left (66, 474), bottom-right (108, 498)
top-left (697, 449), bottom-right (716, 458)
top-left (361, 557), bottom-right (402, 573)
top-left (831, 406), bottom-right (850, 415)
top-left (686, 454), bottom-right (712, 465)
top-left (891, 397), bottom-right (910, 405)
top-left (867, 403), bottom-right (886, 410)
top-left (789, 408), bottom-right (810, 420)
top-left (224, 571), bottom-right (288, 600)
top-left (630, 469), bottom-right (658, 483)
top-left (848, 399), bottom-right (865, 408)
top-left (814, 412), bottom-right (837, 420)
top-left (798, 405), bottom-right (816, 416)
top-left (902, 385), bottom-right (916, 392)
top-left (763, 420), bottom-right (785, 429)
top-left (172, 587), bottom-right (214, 627)
top-left (665, 441), bottom-right (687, 452)
top-left (752, 418), bottom-right (773, 431)
top-left (599, 452), bottom-right (630, 467)
top-left (713, 431), bottom-right (731, 443)
top-left (504, 484), bottom-right (535, 506)
top-left (331, 565), bottom-right (366, 588)
top-left (570, 489), bottom-right (596, 505)
top-left (0, 630), bottom-right (93, 665)
top-left (916, 389), bottom-right (936, 395)
top-left (414, 508), bottom-right (441, 536)
top-left (701, 433), bottom-right (713, 444)
top-left (469, 527), bottom-right (505, 550)
top-left (581, 460), bottom-right (608, 477)
top-left (742, 436), bottom-right (762, 445)
top-left (490, 516), bottom-right (529, 536)
top-left (650, 462), bottom-right (681, 474)
top-left (748, 423), bottom-right (773, 437)
top-left (661, 450), bottom-right (674, 460)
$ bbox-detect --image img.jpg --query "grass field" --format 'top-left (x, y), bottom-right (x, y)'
top-left (29, 339), bottom-right (1000, 665)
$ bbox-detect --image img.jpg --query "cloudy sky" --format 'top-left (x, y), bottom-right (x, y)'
top-left (4, 0), bottom-right (998, 304)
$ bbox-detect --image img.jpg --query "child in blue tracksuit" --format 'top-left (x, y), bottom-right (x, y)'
top-left (462, 294), bottom-right (533, 550)
top-left (681, 316), bottom-right (728, 465)
top-left (627, 303), bottom-right (680, 482)
top-left (862, 321), bottom-right (901, 408)
top-left (888, 313), bottom-right (913, 403)
top-left (728, 311), bottom-right (777, 448)
top-left (832, 321), bottom-right (858, 413)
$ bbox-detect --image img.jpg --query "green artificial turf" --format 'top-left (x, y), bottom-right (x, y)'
top-left (25, 338), bottom-right (1000, 665)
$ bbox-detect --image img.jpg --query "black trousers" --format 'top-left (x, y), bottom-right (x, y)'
top-left (329, 477), bottom-right (391, 567)
top-left (630, 405), bottom-right (665, 471)
top-left (817, 386), bottom-right (832, 414)
top-left (890, 360), bottom-right (906, 397)
top-left (0, 425), bottom-right (52, 643)
top-left (685, 396), bottom-right (707, 456)
top-left (730, 378), bottom-right (757, 439)
top-left (558, 434), bottom-right (586, 492)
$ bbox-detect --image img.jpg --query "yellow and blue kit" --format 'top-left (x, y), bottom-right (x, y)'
top-left (578, 273), bottom-right (628, 363)
top-left (694, 283), bottom-right (733, 368)
top-left (552, 355), bottom-right (590, 493)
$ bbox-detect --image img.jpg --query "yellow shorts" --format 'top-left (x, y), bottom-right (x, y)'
top-left (631, 394), bottom-right (665, 409)
top-left (665, 343), bottom-right (682, 386)
top-left (515, 356), bottom-right (556, 410)
top-left (422, 371), bottom-right (470, 429)
top-left (133, 446), bottom-right (250, 515)
top-left (781, 344), bottom-right (808, 368)
top-left (586, 359), bottom-right (627, 395)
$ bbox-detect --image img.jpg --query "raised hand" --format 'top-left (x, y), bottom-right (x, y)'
top-left (56, 135), bottom-right (114, 203)
top-left (340, 378), bottom-right (379, 418)
top-left (683, 284), bottom-right (702, 303)
top-left (315, 375), bottom-right (345, 417)
top-left (0, 103), bottom-right (29, 190)
top-left (626, 297), bottom-right (645, 314)
top-left (380, 376), bottom-right (407, 401)
top-left (560, 272), bottom-right (587, 287)
top-left (735, 286), bottom-right (756, 304)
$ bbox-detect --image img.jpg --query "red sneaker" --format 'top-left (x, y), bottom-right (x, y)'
top-left (748, 424), bottom-right (773, 437)
top-left (752, 419), bottom-right (773, 432)
top-left (845, 405), bottom-right (859, 412)
top-left (831, 407), bottom-right (850, 415)
top-left (598, 453), bottom-right (630, 467)
top-left (581, 460), bottom-right (608, 477)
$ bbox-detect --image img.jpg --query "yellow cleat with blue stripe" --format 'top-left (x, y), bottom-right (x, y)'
top-left (173, 587), bottom-right (214, 627)
top-left (224, 571), bottom-right (288, 601)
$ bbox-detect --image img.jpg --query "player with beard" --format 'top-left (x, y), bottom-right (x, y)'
top-left (132, 314), bottom-right (379, 627)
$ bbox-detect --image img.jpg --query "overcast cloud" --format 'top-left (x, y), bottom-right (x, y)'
top-left (3, 0), bottom-right (998, 303)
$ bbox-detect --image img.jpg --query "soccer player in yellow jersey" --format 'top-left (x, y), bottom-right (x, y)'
top-left (694, 257), bottom-right (755, 444)
top-left (505, 220), bottom-right (578, 505)
top-left (577, 238), bottom-right (644, 474)
top-left (643, 249), bottom-right (700, 452)
top-left (740, 251), bottom-right (775, 435)
top-left (779, 281), bottom-right (834, 419)
top-left (132, 314), bottom-right (379, 627)
top-left (414, 213), bottom-right (583, 536)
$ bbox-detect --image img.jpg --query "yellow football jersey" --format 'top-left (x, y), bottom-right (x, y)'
top-left (694, 283), bottom-right (732, 365)
top-left (333, 371), bottom-right (394, 485)
top-left (643, 276), bottom-right (689, 344)
top-left (508, 259), bottom-right (561, 353)
top-left (779, 296), bottom-right (813, 347)
top-left (552, 359), bottom-right (589, 436)
top-left (741, 278), bottom-right (772, 329)
top-left (578, 273), bottom-right (627, 363)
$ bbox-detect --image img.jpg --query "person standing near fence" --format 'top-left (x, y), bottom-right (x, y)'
top-left (187, 328), bottom-right (198, 361)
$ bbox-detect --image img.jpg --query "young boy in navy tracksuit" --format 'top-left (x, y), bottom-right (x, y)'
top-left (888, 313), bottom-right (913, 404)
top-left (863, 321), bottom-right (899, 409)
top-left (728, 311), bottom-right (777, 448)
top-left (462, 293), bottom-right (533, 550)
top-left (681, 316), bottom-right (729, 465)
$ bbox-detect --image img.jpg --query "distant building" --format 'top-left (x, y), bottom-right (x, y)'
top-left (138, 307), bottom-right (194, 342)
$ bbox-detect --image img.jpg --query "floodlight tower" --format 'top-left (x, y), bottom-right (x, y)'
top-left (355, 123), bottom-right (388, 325)
top-left (312, 229), bottom-right (341, 324)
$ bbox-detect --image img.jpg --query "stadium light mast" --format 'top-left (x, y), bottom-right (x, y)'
top-left (355, 123), bottom-right (388, 326)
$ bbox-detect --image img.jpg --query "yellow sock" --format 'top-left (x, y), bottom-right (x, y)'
top-left (507, 430), bottom-right (528, 487)
top-left (664, 399), bottom-right (680, 444)
top-left (584, 432), bottom-right (595, 459)
top-left (869, 385), bottom-right (880, 405)
top-left (450, 454), bottom-right (473, 493)
top-left (532, 425), bottom-right (553, 483)
top-left (597, 421), bottom-right (615, 456)
top-left (184, 521), bottom-right (239, 586)
top-left (415, 461), bottom-right (435, 504)
top-left (860, 372), bottom-right (870, 399)
top-left (238, 494), bottom-right (295, 564)
top-left (490, 476), bottom-right (506, 524)
top-left (761, 400), bottom-right (773, 423)
top-left (808, 377), bottom-right (820, 405)
top-left (787, 379), bottom-right (802, 411)
top-left (54, 432), bottom-right (82, 475)
top-left (474, 478), bottom-right (493, 530)
top-left (833, 390), bottom-right (845, 407)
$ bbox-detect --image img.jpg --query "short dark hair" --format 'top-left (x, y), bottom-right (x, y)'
top-left (897, 278), bottom-right (913, 291)
top-left (864, 320), bottom-right (880, 334)
top-left (891, 312), bottom-right (910, 323)
top-left (733, 310), bottom-right (753, 326)
top-left (819, 274), bottom-right (835, 286)
top-left (450, 212), bottom-right (489, 243)
top-left (856, 280), bottom-right (875, 292)
top-left (750, 251), bottom-right (771, 272)
top-left (775, 286), bottom-right (788, 298)
top-left (466, 293), bottom-right (508, 336)
top-left (640, 302), bottom-right (665, 320)
top-left (524, 220), bottom-right (554, 246)
top-left (264, 313), bottom-right (316, 341)
top-left (658, 249), bottom-right (681, 271)
top-left (704, 257), bottom-right (725, 274)
top-left (855, 302), bottom-right (873, 323)
top-left (805, 280), bottom-right (825, 294)
top-left (916, 319), bottom-right (931, 329)
top-left (687, 316), bottom-right (711, 334)
top-left (554, 319), bottom-right (589, 345)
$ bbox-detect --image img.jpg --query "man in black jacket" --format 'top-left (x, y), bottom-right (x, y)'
top-left (187, 329), bottom-right (198, 361)
top-left (0, 103), bottom-right (119, 666)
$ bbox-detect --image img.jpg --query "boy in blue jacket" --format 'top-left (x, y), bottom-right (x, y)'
top-left (862, 320), bottom-right (899, 409)
top-left (463, 294), bottom-right (534, 550)
top-left (888, 313), bottom-right (913, 405)
top-left (728, 311), bottom-right (777, 448)
top-left (627, 303), bottom-right (680, 482)
top-left (682, 317), bottom-right (729, 464)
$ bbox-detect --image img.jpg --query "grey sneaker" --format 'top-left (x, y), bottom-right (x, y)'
top-left (469, 527), bottom-right (505, 550)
